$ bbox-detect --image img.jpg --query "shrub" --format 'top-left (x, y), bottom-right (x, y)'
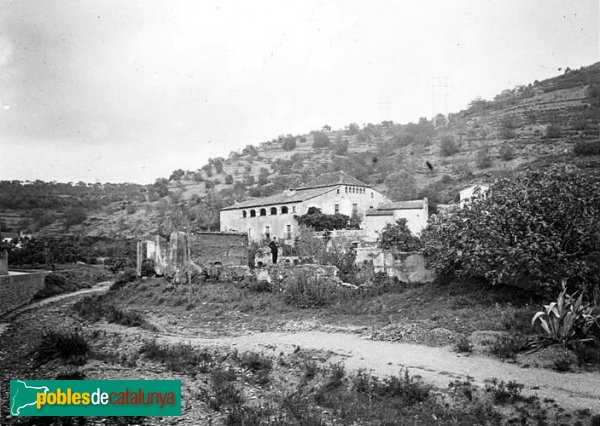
top-left (546, 124), bottom-right (562, 139)
top-left (454, 336), bottom-right (473, 353)
top-left (312, 132), bottom-right (330, 148)
top-left (532, 283), bottom-right (600, 346)
top-left (139, 341), bottom-right (213, 375)
top-left (498, 144), bottom-right (515, 161)
top-left (440, 135), bottom-right (458, 156)
top-left (485, 379), bottom-right (523, 404)
top-left (421, 166), bottom-right (600, 294)
top-left (489, 335), bottom-right (523, 359)
top-left (574, 140), bottom-right (600, 156)
top-left (377, 219), bottom-right (423, 251)
top-left (283, 272), bottom-right (346, 308)
top-left (35, 330), bottom-right (89, 365)
top-left (476, 147), bottom-right (492, 169)
top-left (295, 207), bottom-right (349, 231)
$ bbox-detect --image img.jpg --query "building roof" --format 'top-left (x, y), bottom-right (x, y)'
top-left (294, 171), bottom-right (370, 190)
top-left (377, 199), bottom-right (426, 210)
top-left (221, 186), bottom-right (335, 211)
top-left (365, 210), bottom-right (394, 216)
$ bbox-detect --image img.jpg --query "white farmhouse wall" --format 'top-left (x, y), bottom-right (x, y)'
top-left (220, 184), bottom-right (390, 242)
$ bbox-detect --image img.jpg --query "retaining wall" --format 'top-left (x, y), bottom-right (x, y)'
top-left (0, 271), bottom-right (47, 316)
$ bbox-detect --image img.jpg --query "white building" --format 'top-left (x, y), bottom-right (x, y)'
top-left (220, 171), bottom-right (389, 242)
top-left (459, 184), bottom-right (490, 207)
top-left (363, 199), bottom-right (429, 237)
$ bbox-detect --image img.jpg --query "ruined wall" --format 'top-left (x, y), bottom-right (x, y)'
top-left (0, 250), bottom-right (8, 275)
top-left (355, 248), bottom-right (435, 283)
top-left (0, 271), bottom-right (47, 316)
top-left (188, 232), bottom-right (248, 267)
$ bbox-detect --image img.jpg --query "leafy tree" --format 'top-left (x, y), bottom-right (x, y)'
top-left (168, 169), bottom-right (185, 182)
top-left (281, 135), bottom-right (296, 151)
top-left (440, 135), bottom-right (459, 157)
top-left (202, 164), bottom-right (213, 178)
top-left (498, 115), bottom-right (517, 139)
top-left (295, 207), bottom-right (349, 231)
top-left (377, 219), bottom-right (423, 251)
top-left (225, 174), bottom-right (234, 184)
top-left (63, 207), bottom-right (87, 228)
top-left (421, 166), bottom-right (600, 294)
top-left (346, 123), bottom-right (360, 135)
top-left (475, 146), bottom-right (492, 169)
top-left (312, 131), bottom-right (330, 149)
top-left (384, 171), bottom-right (417, 201)
top-left (333, 138), bottom-right (349, 155)
top-left (242, 145), bottom-right (258, 156)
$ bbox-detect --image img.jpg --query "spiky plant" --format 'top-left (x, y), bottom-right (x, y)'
top-left (532, 281), bottom-right (599, 346)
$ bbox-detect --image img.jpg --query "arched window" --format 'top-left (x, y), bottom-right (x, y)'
top-left (250, 209), bottom-right (256, 217)
top-left (270, 207), bottom-right (277, 215)
top-left (260, 208), bottom-right (267, 216)
top-left (281, 206), bottom-right (289, 214)
top-left (242, 211), bottom-right (247, 218)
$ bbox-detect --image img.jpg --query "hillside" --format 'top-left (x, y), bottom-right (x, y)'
top-left (1, 63), bottom-right (598, 238)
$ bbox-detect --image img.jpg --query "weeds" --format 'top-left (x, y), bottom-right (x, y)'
top-left (454, 335), bottom-right (473, 353)
top-left (35, 330), bottom-right (89, 365)
top-left (73, 295), bottom-right (156, 330)
top-left (489, 335), bottom-right (523, 359)
top-left (138, 340), bottom-right (213, 375)
top-left (485, 378), bottom-right (524, 404)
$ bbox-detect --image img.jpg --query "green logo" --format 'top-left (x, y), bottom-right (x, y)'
top-left (10, 380), bottom-right (181, 417)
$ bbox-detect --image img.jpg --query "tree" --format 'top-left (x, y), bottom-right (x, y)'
top-left (333, 138), bottom-right (349, 155)
top-left (440, 135), bottom-right (458, 157)
top-left (377, 219), bottom-right (423, 251)
top-left (225, 174), bottom-right (234, 184)
top-left (63, 207), bottom-right (87, 228)
top-left (312, 131), bottom-right (330, 148)
top-left (169, 169), bottom-right (185, 182)
top-left (384, 171), bottom-right (417, 201)
top-left (421, 166), bottom-right (600, 294)
top-left (282, 135), bottom-right (296, 151)
top-left (295, 207), bottom-right (349, 231)
top-left (258, 167), bottom-right (270, 186)
top-left (475, 146), bottom-right (492, 169)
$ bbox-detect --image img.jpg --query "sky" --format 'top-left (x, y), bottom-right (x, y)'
top-left (0, 0), bottom-right (597, 184)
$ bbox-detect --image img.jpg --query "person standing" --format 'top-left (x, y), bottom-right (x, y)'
top-left (269, 237), bottom-right (279, 264)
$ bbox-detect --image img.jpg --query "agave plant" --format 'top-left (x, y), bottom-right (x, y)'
top-left (532, 281), bottom-right (600, 346)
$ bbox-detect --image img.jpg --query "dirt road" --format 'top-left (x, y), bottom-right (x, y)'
top-left (4, 283), bottom-right (600, 413)
top-left (96, 325), bottom-right (600, 413)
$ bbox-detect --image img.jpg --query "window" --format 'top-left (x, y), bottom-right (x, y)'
top-left (248, 228), bottom-right (253, 238)
top-left (371, 192), bottom-right (374, 198)
top-left (250, 209), bottom-right (256, 217)
top-left (352, 203), bottom-right (358, 216)
top-left (281, 206), bottom-right (289, 214)
top-left (265, 226), bottom-right (270, 239)
top-left (292, 206), bottom-right (296, 213)
top-left (369, 206), bottom-right (374, 209)
top-left (242, 210), bottom-right (247, 218)
top-left (337, 188), bottom-right (340, 194)
top-left (345, 187), bottom-right (348, 193)
top-left (270, 207), bottom-right (277, 215)
top-left (260, 208), bottom-right (267, 216)
top-left (334, 204), bottom-right (340, 214)
top-left (286, 224), bottom-right (292, 240)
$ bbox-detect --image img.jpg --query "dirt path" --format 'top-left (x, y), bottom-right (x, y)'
top-left (99, 324), bottom-right (600, 413)
top-left (0, 281), bottom-right (112, 335)
top-left (4, 284), bottom-right (599, 413)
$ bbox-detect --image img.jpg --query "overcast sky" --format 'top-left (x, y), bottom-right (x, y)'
top-left (0, 0), bottom-right (597, 184)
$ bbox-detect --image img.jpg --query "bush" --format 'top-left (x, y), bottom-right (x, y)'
top-left (283, 272), bottom-right (346, 308)
top-left (574, 140), bottom-right (600, 156)
top-left (139, 341), bottom-right (213, 375)
top-left (35, 330), bottom-right (89, 365)
top-left (312, 132), bottom-right (330, 149)
top-left (377, 219), bottom-right (422, 251)
top-left (439, 135), bottom-right (458, 156)
top-left (546, 124), bottom-right (562, 139)
top-left (476, 147), bottom-right (492, 169)
top-left (498, 144), bottom-right (515, 161)
top-left (295, 207), bottom-right (349, 231)
top-left (422, 166), bottom-right (600, 294)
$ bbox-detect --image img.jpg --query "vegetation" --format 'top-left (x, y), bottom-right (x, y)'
top-left (574, 140), bottom-right (600, 156)
top-left (35, 330), bottom-right (89, 365)
top-left (439, 135), bottom-right (459, 156)
top-left (377, 219), bottom-right (423, 251)
top-left (532, 283), bottom-right (600, 346)
top-left (295, 207), bottom-right (349, 231)
top-left (422, 166), bottom-right (600, 294)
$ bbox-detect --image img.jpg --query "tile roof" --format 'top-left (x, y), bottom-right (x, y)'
top-left (294, 171), bottom-right (369, 190)
top-left (221, 186), bottom-right (335, 210)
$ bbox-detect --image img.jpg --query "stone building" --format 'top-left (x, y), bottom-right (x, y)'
top-left (220, 171), bottom-right (389, 242)
top-left (363, 199), bottom-right (429, 237)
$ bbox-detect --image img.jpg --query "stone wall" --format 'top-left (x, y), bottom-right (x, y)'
top-left (0, 271), bottom-right (47, 316)
top-left (189, 232), bottom-right (248, 267)
top-left (355, 248), bottom-right (436, 283)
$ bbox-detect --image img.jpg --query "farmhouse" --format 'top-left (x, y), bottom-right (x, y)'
top-left (220, 171), bottom-right (389, 242)
top-left (363, 199), bottom-right (429, 236)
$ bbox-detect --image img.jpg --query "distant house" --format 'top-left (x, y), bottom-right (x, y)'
top-left (220, 171), bottom-right (389, 242)
top-left (459, 184), bottom-right (489, 207)
top-left (363, 199), bottom-right (429, 237)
